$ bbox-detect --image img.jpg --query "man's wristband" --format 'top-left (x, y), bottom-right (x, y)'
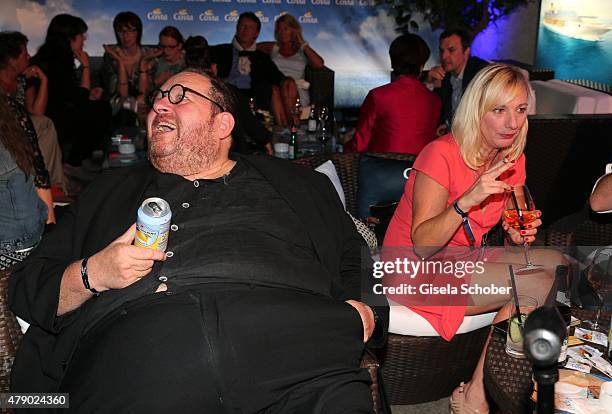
top-left (80, 257), bottom-right (100, 296)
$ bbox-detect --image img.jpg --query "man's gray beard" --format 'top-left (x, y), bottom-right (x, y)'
top-left (150, 121), bottom-right (220, 176)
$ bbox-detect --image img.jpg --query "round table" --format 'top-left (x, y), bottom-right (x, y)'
top-left (483, 308), bottom-right (610, 414)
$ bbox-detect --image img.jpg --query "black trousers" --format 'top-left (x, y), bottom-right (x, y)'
top-left (60, 285), bottom-right (373, 413)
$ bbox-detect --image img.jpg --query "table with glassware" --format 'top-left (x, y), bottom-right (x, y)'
top-left (484, 308), bottom-right (611, 414)
top-left (271, 124), bottom-right (341, 159)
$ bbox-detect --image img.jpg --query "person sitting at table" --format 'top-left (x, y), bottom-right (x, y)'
top-left (140, 26), bottom-right (185, 99)
top-left (30, 14), bottom-right (111, 171)
top-left (213, 12), bottom-right (292, 127)
top-left (9, 69), bottom-right (388, 412)
top-left (257, 13), bottom-right (324, 114)
top-left (426, 28), bottom-right (489, 136)
top-left (384, 64), bottom-right (565, 414)
top-left (184, 35), bottom-right (272, 155)
top-left (590, 164), bottom-right (612, 213)
top-left (344, 34), bottom-right (440, 154)
top-left (0, 30), bottom-right (70, 198)
top-left (0, 90), bottom-right (53, 266)
top-left (101, 11), bottom-right (161, 126)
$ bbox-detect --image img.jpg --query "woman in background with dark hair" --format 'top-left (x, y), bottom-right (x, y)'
top-left (0, 91), bottom-right (52, 269)
top-left (183, 35), bottom-right (272, 155)
top-left (140, 26), bottom-right (185, 97)
top-left (345, 34), bottom-right (441, 154)
top-left (101, 11), bottom-right (161, 125)
top-left (31, 14), bottom-right (111, 170)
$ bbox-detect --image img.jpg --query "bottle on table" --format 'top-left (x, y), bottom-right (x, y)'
top-left (307, 104), bottom-right (317, 132)
top-left (248, 97), bottom-right (256, 116)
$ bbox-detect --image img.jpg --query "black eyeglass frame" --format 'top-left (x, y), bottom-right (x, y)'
top-left (150, 83), bottom-right (225, 113)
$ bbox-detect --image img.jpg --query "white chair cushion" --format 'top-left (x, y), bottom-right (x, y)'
top-left (388, 299), bottom-right (496, 336)
top-left (315, 160), bottom-right (346, 210)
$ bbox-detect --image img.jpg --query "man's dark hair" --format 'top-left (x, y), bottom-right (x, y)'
top-left (440, 28), bottom-right (472, 51)
top-left (237, 12), bottom-right (261, 32)
top-left (0, 31), bottom-right (28, 70)
top-left (113, 11), bottom-right (143, 45)
top-left (182, 68), bottom-right (237, 117)
top-left (389, 34), bottom-right (430, 77)
top-left (184, 36), bottom-right (213, 75)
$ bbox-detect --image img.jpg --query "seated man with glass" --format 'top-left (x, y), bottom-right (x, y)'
top-left (9, 69), bottom-right (387, 413)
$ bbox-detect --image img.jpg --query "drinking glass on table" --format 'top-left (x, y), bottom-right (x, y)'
top-left (317, 106), bottom-right (330, 148)
top-left (582, 250), bottom-right (612, 332)
top-left (505, 295), bottom-right (538, 358)
top-left (503, 185), bottom-right (542, 273)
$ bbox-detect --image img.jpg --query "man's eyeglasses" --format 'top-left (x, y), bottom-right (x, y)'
top-left (150, 84), bottom-right (225, 113)
top-left (158, 44), bottom-right (179, 50)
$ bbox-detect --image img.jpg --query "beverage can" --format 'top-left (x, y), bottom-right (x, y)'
top-left (135, 197), bottom-right (172, 251)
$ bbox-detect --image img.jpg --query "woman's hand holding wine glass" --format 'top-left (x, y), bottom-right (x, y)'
top-left (503, 185), bottom-right (543, 272)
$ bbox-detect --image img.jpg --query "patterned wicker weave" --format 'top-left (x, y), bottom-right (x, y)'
top-left (525, 116), bottom-right (612, 228)
top-left (0, 269), bottom-right (22, 395)
top-left (484, 328), bottom-right (533, 414)
top-left (546, 205), bottom-right (612, 248)
top-left (292, 152), bottom-right (415, 217)
top-left (379, 327), bottom-right (490, 405)
top-left (484, 309), bottom-right (611, 414)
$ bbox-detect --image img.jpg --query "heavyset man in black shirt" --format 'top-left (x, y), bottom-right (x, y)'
top-left (9, 69), bottom-right (388, 413)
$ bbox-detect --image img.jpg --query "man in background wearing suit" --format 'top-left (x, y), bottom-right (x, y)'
top-left (427, 28), bottom-right (489, 135)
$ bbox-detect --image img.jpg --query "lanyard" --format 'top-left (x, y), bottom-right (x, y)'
top-left (452, 200), bottom-right (476, 246)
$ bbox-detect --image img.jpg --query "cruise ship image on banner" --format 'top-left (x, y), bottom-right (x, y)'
top-left (542, 1), bottom-right (611, 41)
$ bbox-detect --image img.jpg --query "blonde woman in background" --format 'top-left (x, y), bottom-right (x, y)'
top-left (258, 14), bottom-right (324, 116)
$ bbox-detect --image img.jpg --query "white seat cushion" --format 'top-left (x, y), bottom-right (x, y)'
top-left (388, 299), bottom-right (496, 336)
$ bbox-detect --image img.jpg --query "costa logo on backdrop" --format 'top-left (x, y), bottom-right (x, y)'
top-left (311, 0), bottom-right (331, 5)
top-left (358, 0), bottom-right (376, 5)
top-left (199, 9), bottom-right (220, 22)
top-left (255, 11), bottom-right (269, 23)
top-left (335, 0), bottom-right (354, 5)
top-left (225, 10), bottom-right (240, 22)
top-left (274, 11), bottom-right (288, 21)
top-left (173, 8), bottom-right (194, 21)
top-left (262, 0), bottom-right (281, 3)
top-left (286, 0), bottom-right (306, 4)
top-left (147, 8), bottom-right (169, 21)
top-left (298, 11), bottom-right (318, 24)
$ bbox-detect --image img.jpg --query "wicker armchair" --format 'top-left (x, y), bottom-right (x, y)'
top-left (294, 152), bottom-right (493, 405)
top-left (0, 269), bottom-right (23, 393)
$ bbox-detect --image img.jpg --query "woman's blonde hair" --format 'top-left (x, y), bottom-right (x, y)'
top-left (451, 64), bottom-right (531, 169)
top-left (274, 14), bottom-right (302, 48)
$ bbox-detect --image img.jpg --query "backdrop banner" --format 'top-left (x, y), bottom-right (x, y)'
top-left (1, 0), bottom-right (552, 107)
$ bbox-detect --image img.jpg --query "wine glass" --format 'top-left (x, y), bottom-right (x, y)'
top-left (503, 185), bottom-right (542, 273)
top-left (292, 98), bottom-right (302, 128)
top-left (582, 250), bottom-right (612, 332)
top-left (317, 106), bottom-right (330, 149)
